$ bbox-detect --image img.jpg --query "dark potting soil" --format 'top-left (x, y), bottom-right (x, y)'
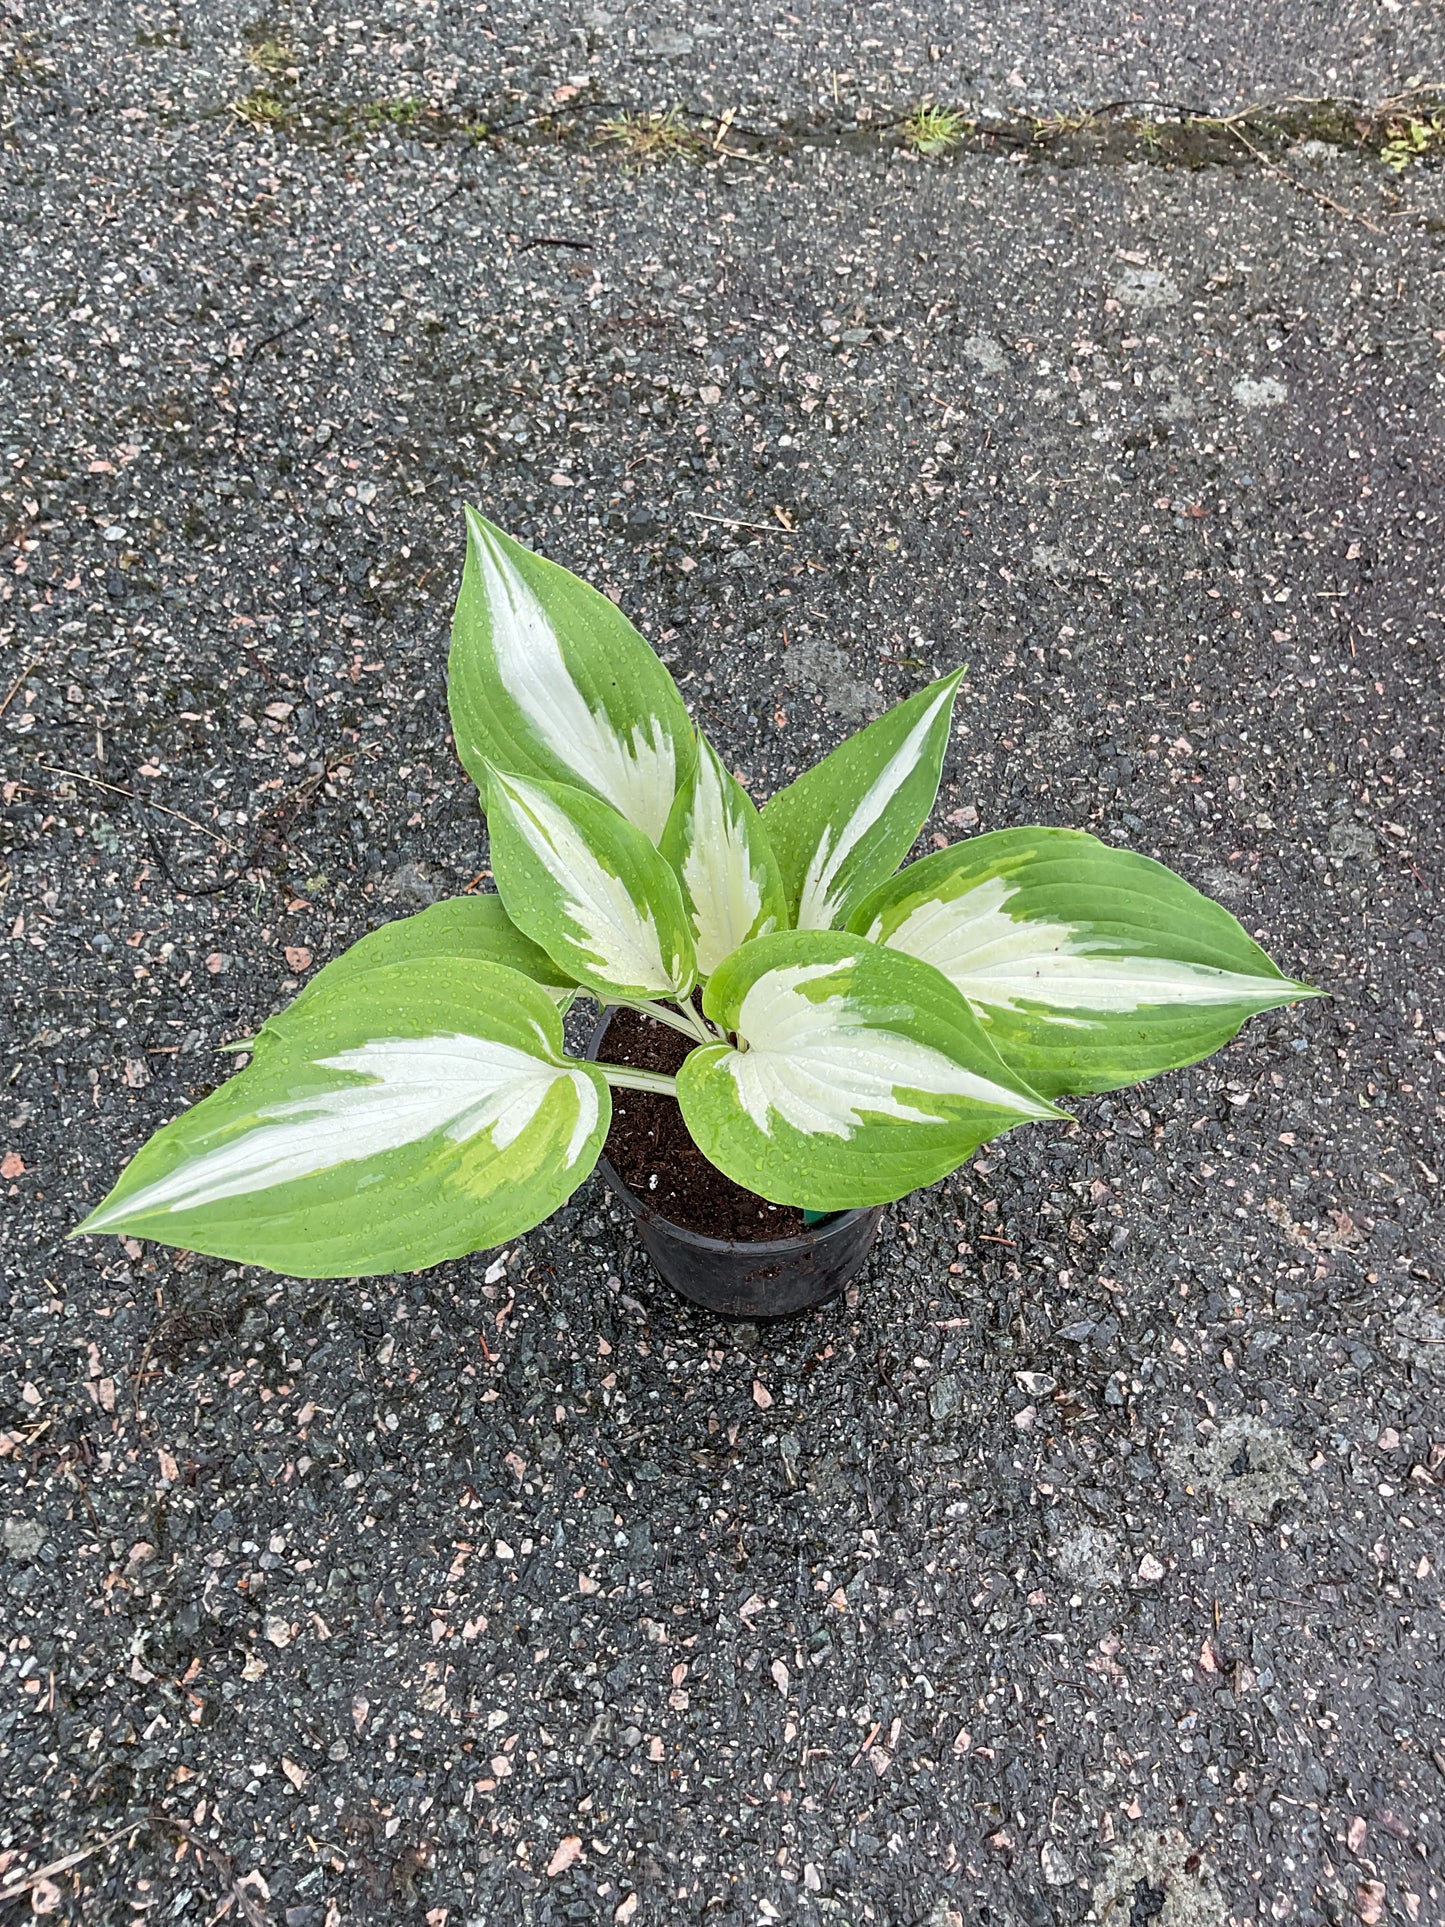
top-left (596, 1007), bottom-right (810, 1243)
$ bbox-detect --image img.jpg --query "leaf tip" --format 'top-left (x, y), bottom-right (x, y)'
top-left (70, 1202), bottom-right (116, 1240)
top-left (1018, 1088), bottom-right (1071, 1123)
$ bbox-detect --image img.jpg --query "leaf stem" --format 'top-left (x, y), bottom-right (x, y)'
top-left (598, 1066), bottom-right (679, 1097)
top-left (669, 997), bottom-right (719, 1045)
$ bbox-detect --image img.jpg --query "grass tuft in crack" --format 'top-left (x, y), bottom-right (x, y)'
top-left (229, 87), bottom-right (291, 131)
top-left (1029, 109), bottom-right (1099, 140)
top-left (900, 102), bottom-right (972, 155)
top-left (244, 36), bottom-right (295, 76)
top-left (595, 107), bottom-right (701, 164)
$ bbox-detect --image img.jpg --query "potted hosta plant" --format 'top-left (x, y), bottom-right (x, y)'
top-left (78, 512), bottom-right (1317, 1318)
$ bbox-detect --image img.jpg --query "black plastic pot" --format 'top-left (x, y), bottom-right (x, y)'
top-left (586, 1014), bottom-right (883, 1319)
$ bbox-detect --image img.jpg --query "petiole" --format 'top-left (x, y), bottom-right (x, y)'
top-left (669, 997), bottom-right (720, 1045)
top-left (598, 1066), bottom-right (679, 1097)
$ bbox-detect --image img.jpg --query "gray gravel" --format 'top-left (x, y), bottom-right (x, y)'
top-left (14, 0), bottom-right (1445, 129)
top-left (2, 12), bottom-right (1444, 1927)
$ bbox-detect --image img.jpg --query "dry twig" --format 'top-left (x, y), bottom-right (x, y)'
top-left (0, 1821), bottom-right (146, 1900)
top-left (1228, 123), bottom-right (1381, 232)
top-left (37, 764), bottom-right (237, 851)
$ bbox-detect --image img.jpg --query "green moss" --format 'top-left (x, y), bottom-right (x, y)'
top-left (1283, 99), bottom-right (1362, 145)
top-left (358, 95), bottom-right (423, 130)
top-left (207, 83), bottom-right (1445, 187)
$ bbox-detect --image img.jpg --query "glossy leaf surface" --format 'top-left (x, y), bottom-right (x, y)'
top-left (78, 960), bottom-right (608, 1277)
top-left (677, 930), bottom-right (1060, 1210)
top-left (853, 827), bottom-right (1318, 1096)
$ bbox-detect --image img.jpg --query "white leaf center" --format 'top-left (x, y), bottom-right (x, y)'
top-left (495, 773), bottom-right (681, 995)
top-left (874, 876), bottom-right (1288, 1016)
top-left (681, 745), bottom-right (772, 974)
top-left (85, 1035), bottom-right (598, 1224)
top-left (476, 526), bottom-right (677, 840)
top-left (724, 962), bottom-right (1051, 1138)
top-left (796, 680), bottom-right (955, 930)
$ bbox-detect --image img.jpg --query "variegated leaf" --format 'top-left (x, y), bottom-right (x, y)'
top-left (256, 897), bottom-right (577, 1064)
top-left (762, 667), bottom-right (964, 930)
top-left (449, 509), bottom-right (694, 842)
top-left (77, 960), bottom-right (608, 1277)
top-left (659, 732), bottom-right (787, 976)
top-left (852, 827), bottom-right (1319, 1096)
top-left (485, 767), bottom-right (696, 1003)
top-left (676, 930), bottom-right (1061, 1210)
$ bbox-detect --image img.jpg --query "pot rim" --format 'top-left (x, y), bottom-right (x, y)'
top-left (585, 1008), bottom-right (877, 1255)
top-left (595, 1152), bottom-right (878, 1256)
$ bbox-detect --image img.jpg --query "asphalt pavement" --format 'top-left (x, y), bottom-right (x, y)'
top-left (2, 7), bottom-right (1443, 1925)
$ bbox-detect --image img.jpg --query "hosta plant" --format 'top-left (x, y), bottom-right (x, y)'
top-left (79, 511), bottom-right (1317, 1276)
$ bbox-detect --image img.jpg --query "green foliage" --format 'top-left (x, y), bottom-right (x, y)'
top-left (678, 931), bottom-right (1061, 1210)
top-left (900, 103), bottom-right (972, 155)
top-left (449, 508), bottom-right (694, 842)
top-left (256, 897), bottom-right (578, 1058)
top-left (228, 87), bottom-right (291, 131)
top-left (1378, 111), bottom-right (1445, 171)
top-left (762, 669), bottom-right (964, 931)
top-left (484, 767), bottom-right (697, 1005)
top-left (79, 958), bottom-right (608, 1278)
top-left (851, 828), bottom-right (1317, 1097)
top-left (595, 108), bottom-right (701, 165)
top-left (359, 95), bottom-right (423, 130)
top-left (660, 733), bottom-right (787, 974)
top-left (81, 517), bottom-right (1316, 1277)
